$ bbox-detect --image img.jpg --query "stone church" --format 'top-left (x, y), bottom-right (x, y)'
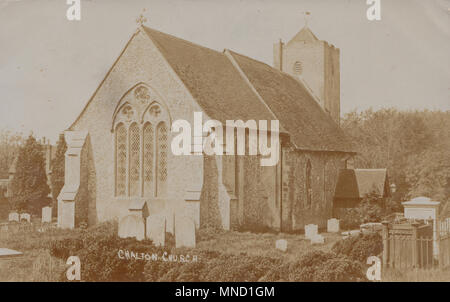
top-left (57, 24), bottom-right (355, 234)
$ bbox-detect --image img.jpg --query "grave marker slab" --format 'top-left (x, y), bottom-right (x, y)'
top-left (310, 234), bottom-right (325, 244)
top-left (275, 239), bottom-right (288, 252)
top-left (146, 214), bottom-right (166, 246)
top-left (8, 212), bottom-right (19, 222)
top-left (0, 248), bottom-right (23, 259)
top-left (20, 213), bottom-right (30, 223)
top-left (42, 207), bottom-right (52, 223)
top-left (175, 215), bottom-right (196, 248)
top-left (118, 215), bottom-right (145, 241)
top-left (305, 224), bottom-right (318, 239)
top-left (327, 218), bottom-right (340, 233)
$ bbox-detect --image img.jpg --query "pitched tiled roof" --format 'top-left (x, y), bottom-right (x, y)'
top-left (288, 26), bottom-right (318, 44)
top-left (142, 27), bottom-right (355, 153)
top-left (334, 169), bottom-right (390, 199)
top-left (227, 50), bottom-right (354, 152)
top-left (143, 27), bottom-right (278, 125)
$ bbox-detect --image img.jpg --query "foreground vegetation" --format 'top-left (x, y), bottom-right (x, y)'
top-left (5, 221), bottom-right (446, 282)
top-left (2, 221), bottom-right (449, 282)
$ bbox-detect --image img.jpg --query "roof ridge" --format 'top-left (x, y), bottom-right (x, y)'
top-left (143, 26), bottom-right (223, 55)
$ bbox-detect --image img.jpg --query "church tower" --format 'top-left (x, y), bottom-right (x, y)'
top-left (273, 26), bottom-right (340, 125)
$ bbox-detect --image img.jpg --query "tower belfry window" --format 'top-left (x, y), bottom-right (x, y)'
top-left (293, 61), bottom-right (303, 75)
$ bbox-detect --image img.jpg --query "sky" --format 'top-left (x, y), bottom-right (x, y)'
top-left (0, 0), bottom-right (449, 143)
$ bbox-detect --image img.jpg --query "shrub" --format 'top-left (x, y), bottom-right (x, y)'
top-left (332, 233), bottom-right (383, 263)
top-left (284, 250), bottom-right (365, 282)
top-left (340, 193), bottom-right (385, 230)
top-left (314, 256), bottom-right (366, 282)
top-left (47, 221), bottom-right (368, 282)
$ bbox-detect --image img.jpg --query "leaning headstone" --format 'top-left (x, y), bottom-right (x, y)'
top-left (20, 213), bottom-right (31, 223)
top-left (118, 215), bottom-right (145, 241)
top-left (42, 206), bottom-right (52, 223)
top-left (310, 234), bottom-right (325, 244)
top-left (275, 239), bottom-right (288, 252)
top-left (146, 214), bottom-right (166, 246)
top-left (175, 215), bottom-right (196, 248)
top-left (327, 218), bottom-right (340, 233)
top-left (305, 224), bottom-right (318, 239)
top-left (9, 212), bottom-right (19, 222)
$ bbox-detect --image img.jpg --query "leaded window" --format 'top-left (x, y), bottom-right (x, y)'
top-left (129, 123), bottom-right (140, 196)
top-left (115, 123), bottom-right (127, 196)
top-left (156, 122), bottom-right (168, 196)
top-left (143, 122), bottom-right (154, 197)
top-left (113, 91), bottom-right (169, 199)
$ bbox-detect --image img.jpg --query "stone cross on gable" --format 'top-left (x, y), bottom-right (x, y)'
top-left (302, 11), bottom-right (311, 26)
top-left (136, 9), bottom-right (148, 26)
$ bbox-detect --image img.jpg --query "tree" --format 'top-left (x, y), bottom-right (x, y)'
top-left (50, 133), bottom-right (67, 213)
top-left (10, 134), bottom-right (50, 214)
top-left (0, 129), bottom-right (23, 177)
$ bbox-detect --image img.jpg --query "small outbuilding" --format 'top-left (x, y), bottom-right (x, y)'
top-left (333, 168), bottom-right (390, 217)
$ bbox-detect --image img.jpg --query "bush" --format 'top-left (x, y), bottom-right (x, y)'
top-left (314, 256), bottom-right (366, 282)
top-left (340, 193), bottom-right (385, 230)
top-left (332, 233), bottom-right (383, 263)
top-left (285, 250), bottom-right (365, 282)
top-left (48, 221), bottom-right (368, 282)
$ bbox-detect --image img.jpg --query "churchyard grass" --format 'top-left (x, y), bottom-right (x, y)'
top-left (195, 228), bottom-right (341, 262)
top-left (1, 222), bottom-right (448, 281)
top-left (382, 268), bottom-right (450, 282)
top-left (0, 225), bottom-right (81, 281)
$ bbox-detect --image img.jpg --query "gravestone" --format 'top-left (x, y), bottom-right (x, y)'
top-left (8, 212), bottom-right (19, 222)
top-left (0, 248), bottom-right (23, 259)
top-left (275, 239), bottom-right (288, 252)
top-left (146, 214), bottom-right (166, 246)
top-left (310, 234), bottom-right (325, 244)
top-left (118, 215), bottom-right (145, 241)
top-left (305, 224), bottom-right (318, 239)
top-left (327, 218), bottom-right (340, 233)
top-left (42, 206), bottom-right (52, 223)
top-left (20, 213), bottom-right (31, 223)
top-left (175, 215), bottom-right (196, 248)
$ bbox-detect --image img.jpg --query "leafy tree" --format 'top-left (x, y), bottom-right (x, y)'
top-left (50, 133), bottom-right (67, 212)
top-left (0, 129), bottom-right (23, 177)
top-left (10, 134), bottom-right (50, 214)
top-left (342, 109), bottom-right (449, 203)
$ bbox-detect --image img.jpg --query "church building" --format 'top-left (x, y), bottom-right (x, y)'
top-left (57, 24), bottom-right (355, 234)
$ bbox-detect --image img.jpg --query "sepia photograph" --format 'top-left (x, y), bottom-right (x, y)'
top-left (0, 0), bottom-right (449, 290)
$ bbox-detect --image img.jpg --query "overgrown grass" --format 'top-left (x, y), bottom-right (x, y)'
top-left (383, 268), bottom-right (450, 282)
top-left (196, 227), bottom-right (341, 262)
top-left (1, 222), bottom-right (448, 282)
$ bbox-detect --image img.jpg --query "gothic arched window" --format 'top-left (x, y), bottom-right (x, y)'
top-left (113, 84), bottom-right (170, 199)
top-left (306, 159), bottom-right (312, 207)
top-left (115, 123), bottom-right (127, 196)
top-left (129, 123), bottom-right (140, 197)
top-left (143, 122), bottom-right (154, 197)
top-left (156, 122), bottom-right (168, 197)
